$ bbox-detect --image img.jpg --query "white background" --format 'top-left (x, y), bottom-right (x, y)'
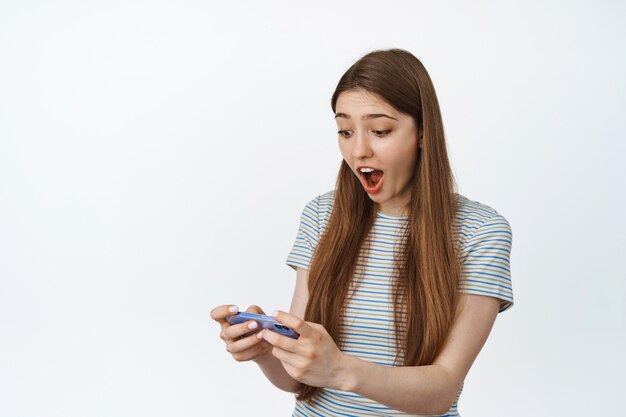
top-left (1, 1), bottom-right (625, 416)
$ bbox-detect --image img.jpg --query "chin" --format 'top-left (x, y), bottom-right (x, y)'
top-left (366, 194), bottom-right (385, 202)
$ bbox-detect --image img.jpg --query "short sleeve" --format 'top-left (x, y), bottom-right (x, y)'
top-left (459, 213), bottom-right (514, 313)
top-left (285, 196), bottom-right (321, 271)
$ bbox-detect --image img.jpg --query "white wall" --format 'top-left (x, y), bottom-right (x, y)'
top-left (1, 1), bottom-right (624, 416)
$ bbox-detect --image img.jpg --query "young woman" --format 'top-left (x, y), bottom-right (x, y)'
top-left (211, 48), bottom-right (514, 417)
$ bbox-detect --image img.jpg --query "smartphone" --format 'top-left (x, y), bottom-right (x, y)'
top-left (225, 312), bottom-right (300, 339)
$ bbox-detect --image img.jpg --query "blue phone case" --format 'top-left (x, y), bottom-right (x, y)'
top-left (225, 312), bottom-right (300, 339)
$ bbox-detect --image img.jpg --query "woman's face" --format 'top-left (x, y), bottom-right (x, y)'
top-left (335, 89), bottom-right (420, 216)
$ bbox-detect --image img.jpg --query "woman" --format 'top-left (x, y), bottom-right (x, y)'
top-left (211, 48), bottom-right (514, 416)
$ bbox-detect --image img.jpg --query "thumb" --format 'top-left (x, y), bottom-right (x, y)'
top-left (245, 305), bottom-right (266, 315)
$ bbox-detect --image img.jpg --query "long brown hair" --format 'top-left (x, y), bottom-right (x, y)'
top-left (297, 48), bottom-right (461, 403)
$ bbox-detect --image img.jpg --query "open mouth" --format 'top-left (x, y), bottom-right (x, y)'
top-left (359, 169), bottom-right (384, 192)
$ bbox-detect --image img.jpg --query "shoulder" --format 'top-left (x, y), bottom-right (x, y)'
top-left (454, 193), bottom-right (511, 227)
top-left (453, 193), bottom-right (514, 312)
top-left (300, 189), bottom-right (335, 213)
top-left (317, 189), bottom-right (336, 210)
top-left (317, 190), bottom-right (336, 226)
top-left (301, 191), bottom-right (511, 242)
top-left (297, 189), bottom-right (335, 231)
top-left (453, 193), bottom-right (512, 247)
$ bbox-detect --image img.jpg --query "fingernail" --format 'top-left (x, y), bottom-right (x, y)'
top-left (257, 329), bottom-right (264, 339)
top-left (248, 321), bottom-right (257, 329)
top-left (228, 305), bottom-right (239, 313)
top-left (271, 310), bottom-right (279, 317)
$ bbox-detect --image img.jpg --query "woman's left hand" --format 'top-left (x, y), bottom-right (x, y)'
top-left (257, 310), bottom-right (353, 390)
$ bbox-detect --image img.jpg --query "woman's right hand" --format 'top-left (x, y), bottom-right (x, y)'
top-left (210, 304), bottom-right (273, 363)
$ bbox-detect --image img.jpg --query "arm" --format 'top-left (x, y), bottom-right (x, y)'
top-left (340, 294), bottom-right (501, 415)
top-left (254, 267), bottom-right (309, 393)
top-left (263, 293), bottom-right (501, 415)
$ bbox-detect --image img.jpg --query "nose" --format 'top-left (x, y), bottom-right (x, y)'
top-left (351, 129), bottom-right (373, 160)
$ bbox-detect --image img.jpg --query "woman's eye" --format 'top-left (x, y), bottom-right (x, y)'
top-left (338, 129), bottom-right (391, 138)
top-left (373, 129), bottom-right (391, 137)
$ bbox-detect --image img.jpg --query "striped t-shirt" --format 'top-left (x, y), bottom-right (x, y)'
top-left (285, 189), bottom-right (514, 417)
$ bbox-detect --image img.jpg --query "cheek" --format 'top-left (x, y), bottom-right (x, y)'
top-left (338, 142), bottom-right (351, 160)
top-left (385, 150), bottom-right (417, 178)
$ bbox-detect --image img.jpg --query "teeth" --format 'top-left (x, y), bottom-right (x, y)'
top-left (359, 167), bottom-right (375, 173)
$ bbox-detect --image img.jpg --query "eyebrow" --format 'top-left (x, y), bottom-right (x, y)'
top-left (334, 112), bottom-right (398, 121)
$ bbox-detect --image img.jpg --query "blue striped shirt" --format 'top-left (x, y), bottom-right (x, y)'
top-left (285, 189), bottom-right (514, 417)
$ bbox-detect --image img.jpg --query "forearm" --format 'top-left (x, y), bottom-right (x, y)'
top-left (254, 352), bottom-right (303, 393)
top-left (339, 355), bottom-right (456, 415)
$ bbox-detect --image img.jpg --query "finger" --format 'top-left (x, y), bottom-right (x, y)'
top-left (210, 304), bottom-right (240, 322)
top-left (222, 320), bottom-right (261, 341)
top-left (211, 305), bottom-right (241, 332)
top-left (232, 341), bottom-right (272, 363)
top-left (270, 310), bottom-right (310, 337)
top-left (245, 305), bottom-right (266, 315)
top-left (258, 328), bottom-right (299, 353)
top-left (269, 344), bottom-right (301, 367)
top-left (226, 331), bottom-right (266, 353)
